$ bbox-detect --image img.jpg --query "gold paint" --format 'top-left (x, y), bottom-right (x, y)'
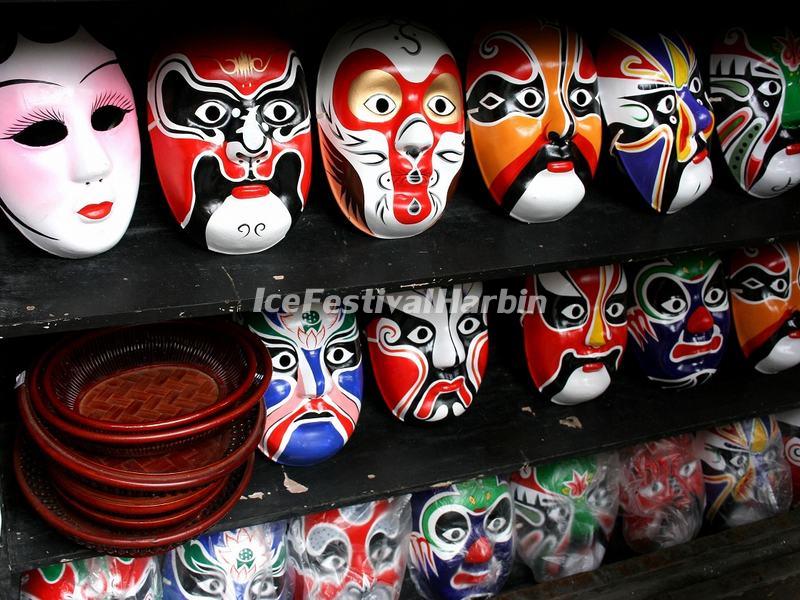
top-left (469, 495), bottom-right (477, 505)
top-left (217, 53), bottom-right (269, 79)
top-left (424, 73), bottom-right (462, 125)
top-left (348, 70), bottom-right (402, 123)
top-left (588, 268), bottom-right (608, 347)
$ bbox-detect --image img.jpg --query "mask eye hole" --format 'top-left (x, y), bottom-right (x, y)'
top-left (679, 462), bottom-right (697, 478)
top-left (639, 481), bottom-right (665, 498)
top-left (11, 120), bottom-right (68, 147)
top-left (263, 100), bottom-right (297, 123)
top-left (758, 80), bottom-right (782, 96)
top-left (457, 316), bottom-right (482, 337)
top-left (407, 325), bottom-right (434, 345)
top-left (569, 88), bottom-right (595, 108)
top-left (656, 94), bottom-right (676, 115)
top-left (561, 302), bottom-right (586, 321)
top-left (364, 94), bottom-right (397, 117)
top-left (427, 95), bottom-right (456, 117)
top-left (326, 346), bottom-right (354, 366)
top-left (92, 106), bottom-right (128, 131)
top-left (689, 76), bottom-right (703, 95)
top-left (272, 350), bottom-right (297, 372)
top-left (194, 100), bottom-right (230, 127)
top-left (515, 87), bottom-right (544, 110)
top-left (704, 286), bottom-right (726, 308)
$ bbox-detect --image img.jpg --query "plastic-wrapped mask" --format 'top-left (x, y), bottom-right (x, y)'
top-left (776, 409), bottom-right (800, 507)
top-left (408, 476), bottom-right (513, 600)
top-left (0, 28), bottom-right (140, 258)
top-left (597, 31), bottom-right (714, 213)
top-left (289, 496), bottom-right (412, 600)
top-left (709, 28), bottom-right (800, 197)
top-left (729, 242), bottom-right (800, 374)
top-left (317, 18), bottom-right (465, 239)
top-left (627, 252), bottom-right (730, 389)
top-left (148, 36), bottom-right (311, 254)
top-left (245, 302), bottom-right (362, 466)
top-left (619, 435), bottom-right (705, 553)
top-left (365, 283), bottom-right (489, 424)
top-left (20, 556), bottom-right (160, 599)
top-left (511, 453), bottom-right (620, 582)
top-left (696, 416), bottom-right (792, 530)
top-left (466, 21), bottom-right (601, 223)
top-left (522, 265), bottom-right (628, 404)
top-left (162, 522), bottom-right (290, 600)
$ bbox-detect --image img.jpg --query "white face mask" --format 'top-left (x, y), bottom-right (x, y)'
top-left (0, 28), bottom-right (140, 258)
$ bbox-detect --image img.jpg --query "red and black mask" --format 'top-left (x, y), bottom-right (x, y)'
top-left (148, 38), bottom-right (312, 254)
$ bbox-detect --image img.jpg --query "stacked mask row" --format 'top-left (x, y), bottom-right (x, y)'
top-left (242, 239), bottom-right (800, 467)
top-left (1, 21), bottom-right (798, 258)
top-left (19, 413), bottom-right (800, 599)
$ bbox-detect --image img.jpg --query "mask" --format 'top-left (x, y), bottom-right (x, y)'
top-left (365, 284), bottom-right (489, 424)
top-left (317, 18), bottom-right (465, 239)
top-left (0, 28), bottom-right (140, 258)
top-left (466, 21), bottom-right (601, 223)
top-left (522, 265), bottom-right (628, 404)
top-left (511, 453), bottom-right (620, 582)
top-left (777, 409), bottom-right (800, 506)
top-left (729, 242), bottom-right (800, 374)
top-left (597, 31), bottom-right (714, 214)
top-left (619, 435), bottom-right (705, 553)
top-left (288, 496), bottom-right (412, 600)
top-left (162, 522), bottom-right (290, 600)
top-left (408, 476), bottom-right (513, 600)
top-left (245, 302), bottom-right (362, 466)
top-left (695, 416), bottom-right (792, 530)
top-left (20, 556), bottom-right (160, 600)
top-left (627, 253), bottom-right (730, 389)
top-left (709, 28), bottom-right (800, 197)
top-left (148, 36), bottom-right (311, 254)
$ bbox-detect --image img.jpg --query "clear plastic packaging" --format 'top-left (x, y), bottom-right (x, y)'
top-left (777, 408), bottom-right (800, 506)
top-left (288, 496), bottom-right (411, 599)
top-left (511, 452), bottom-right (620, 582)
top-left (619, 434), bottom-right (705, 553)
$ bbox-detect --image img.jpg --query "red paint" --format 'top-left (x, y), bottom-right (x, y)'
top-left (77, 201), bottom-right (113, 220)
top-left (671, 335), bottom-right (723, 360)
top-left (547, 160), bottom-right (574, 173)
top-left (582, 362), bottom-right (604, 373)
top-left (231, 184), bottom-right (269, 199)
top-left (787, 144), bottom-right (800, 156)
top-left (464, 537), bottom-right (492, 564)
top-left (789, 330), bottom-right (800, 339)
top-left (686, 306), bottom-right (714, 334)
top-left (692, 149), bottom-right (708, 164)
top-left (452, 571), bottom-right (489, 586)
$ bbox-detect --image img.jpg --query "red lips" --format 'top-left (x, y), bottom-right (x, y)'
top-left (77, 201), bottom-right (113, 220)
top-left (789, 330), bottom-right (800, 339)
top-left (672, 335), bottom-right (723, 360)
top-left (547, 161), bottom-right (574, 173)
top-left (787, 144), bottom-right (800, 156)
top-left (582, 362), bottom-right (604, 373)
top-left (692, 149), bottom-right (709, 164)
top-left (452, 571), bottom-right (489, 587)
top-left (231, 184), bottom-right (270, 199)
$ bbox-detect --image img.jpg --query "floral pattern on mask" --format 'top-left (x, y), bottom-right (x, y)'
top-left (597, 31), bottom-right (714, 214)
top-left (466, 21), bottom-right (601, 223)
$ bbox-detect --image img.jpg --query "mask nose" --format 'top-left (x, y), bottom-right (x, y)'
top-left (686, 306), bottom-right (714, 334)
top-left (395, 114), bottom-right (433, 161)
top-left (69, 128), bottom-right (112, 185)
top-left (464, 537), bottom-right (492, 564)
top-left (226, 107), bottom-right (271, 165)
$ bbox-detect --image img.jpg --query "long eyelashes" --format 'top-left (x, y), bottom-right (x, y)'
top-left (92, 90), bottom-right (135, 113)
top-left (2, 107), bottom-right (65, 138)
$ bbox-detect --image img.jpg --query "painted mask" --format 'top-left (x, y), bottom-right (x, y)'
top-left (288, 496), bottom-right (411, 600)
top-left (365, 284), bottom-right (489, 424)
top-left (597, 31), bottom-right (714, 214)
top-left (20, 556), bottom-right (160, 599)
top-left (162, 522), bottom-right (290, 600)
top-left (709, 28), bottom-right (800, 198)
top-left (522, 265), bottom-right (628, 404)
top-left (0, 28), bottom-right (140, 259)
top-left (776, 409), bottom-right (800, 506)
top-left (619, 435), bottom-right (705, 553)
top-left (511, 453), bottom-right (620, 582)
top-left (627, 253), bottom-right (730, 389)
top-left (245, 302), bottom-right (362, 466)
top-left (696, 416), bottom-right (792, 530)
top-left (466, 21), bottom-right (601, 223)
top-left (317, 18), bottom-right (465, 239)
top-left (728, 242), bottom-right (800, 374)
top-left (148, 36), bottom-right (311, 254)
top-left (408, 476), bottom-right (513, 600)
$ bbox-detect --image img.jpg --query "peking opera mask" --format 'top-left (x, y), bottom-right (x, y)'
top-left (0, 28), bottom-right (140, 259)
top-left (696, 416), bottom-right (792, 531)
top-left (407, 476), bottom-right (513, 600)
top-left (288, 496), bottom-right (412, 600)
top-left (366, 283), bottom-right (489, 425)
top-left (597, 31), bottom-right (714, 214)
top-left (162, 522), bottom-right (290, 600)
top-left (148, 36), bottom-right (311, 254)
top-left (627, 253), bottom-right (730, 389)
top-left (317, 19), bottom-right (465, 239)
top-left (709, 28), bottom-right (800, 198)
top-left (728, 241), bottom-right (800, 374)
top-left (619, 435), bottom-right (705, 554)
top-left (511, 453), bottom-right (620, 582)
top-left (466, 21), bottom-right (601, 223)
top-left (776, 409), bottom-right (800, 506)
top-left (245, 302), bottom-right (362, 466)
top-left (522, 265), bottom-right (628, 404)
top-left (20, 556), bottom-right (160, 599)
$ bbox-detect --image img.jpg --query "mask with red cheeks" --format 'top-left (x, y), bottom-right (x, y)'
top-left (522, 265), bottom-right (628, 405)
top-left (776, 409), bottom-right (800, 506)
top-left (619, 435), bottom-right (705, 553)
top-left (148, 36), bottom-right (312, 255)
top-left (317, 19), bottom-right (465, 239)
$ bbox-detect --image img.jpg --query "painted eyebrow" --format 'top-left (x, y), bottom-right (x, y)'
top-left (79, 59), bottom-right (119, 83)
top-left (0, 78), bottom-right (60, 89)
top-left (636, 82), bottom-right (675, 92)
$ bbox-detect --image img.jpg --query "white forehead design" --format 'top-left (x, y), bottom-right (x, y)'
top-left (0, 28), bottom-right (116, 84)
